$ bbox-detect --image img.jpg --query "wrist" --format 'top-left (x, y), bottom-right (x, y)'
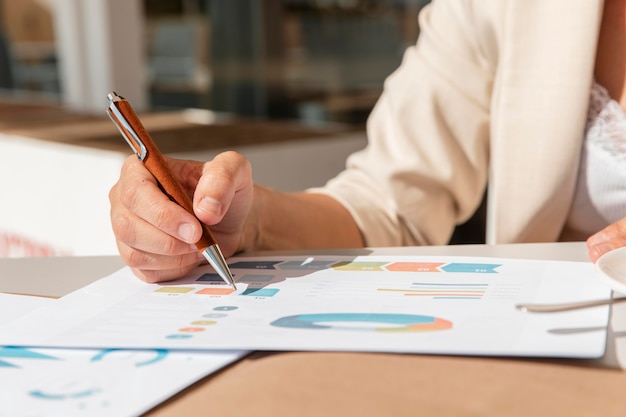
top-left (241, 184), bottom-right (267, 252)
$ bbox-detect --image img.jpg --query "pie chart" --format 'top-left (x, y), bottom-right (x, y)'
top-left (270, 313), bottom-right (452, 332)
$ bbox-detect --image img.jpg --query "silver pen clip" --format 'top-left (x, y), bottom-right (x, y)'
top-left (106, 91), bottom-right (147, 161)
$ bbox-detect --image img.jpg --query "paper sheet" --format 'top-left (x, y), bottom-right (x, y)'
top-left (0, 255), bottom-right (612, 358)
top-left (0, 293), bottom-right (248, 417)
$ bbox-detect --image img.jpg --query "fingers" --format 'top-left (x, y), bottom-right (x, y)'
top-left (110, 203), bottom-right (197, 257)
top-left (116, 240), bottom-right (203, 283)
top-left (115, 156), bottom-right (203, 244)
top-left (110, 156), bottom-right (205, 281)
top-left (110, 153), bottom-right (255, 282)
top-left (193, 151), bottom-right (253, 226)
top-left (587, 220), bottom-right (626, 262)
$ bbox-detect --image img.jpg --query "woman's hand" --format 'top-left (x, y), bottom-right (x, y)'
top-left (587, 220), bottom-right (626, 262)
top-left (109, 151), bottom-right (255, 283)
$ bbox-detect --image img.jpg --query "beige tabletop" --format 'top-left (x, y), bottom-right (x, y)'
top-left (1, 242), bottom-right (625, 416)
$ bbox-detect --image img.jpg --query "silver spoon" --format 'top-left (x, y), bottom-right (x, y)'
top-left (516, 296), bottom-right (626, 313)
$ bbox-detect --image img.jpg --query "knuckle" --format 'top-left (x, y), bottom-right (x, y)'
top-left (108, 182), bottom-right (119, 204)
top-left (160, 234), bottom-right (182, 255)
top-left (216, 151), bottom-right (250, 174)
top-left (124, 247), bottom-right (149, 269)
top-left (219, 150), bottom-right (242, 160)
top-left (111, 213), bottom-right (137, 246)
top-left (116, 242), bottom-right (139, 267)
top-left (171, 257), bottom-right (202, 280)
top-left (151, 202), bottom-right (176, 231)
top-left (231, 151), bottom-right (252, 171)
top-left (118, 180), bottom-right (142, 210)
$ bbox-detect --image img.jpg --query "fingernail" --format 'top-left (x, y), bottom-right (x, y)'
top-left (198, 196), bottom-right (222, 216)
top-left (593, 243), bottom-right (615, 257)
top-left (178, 223), bottom-right (195, 243)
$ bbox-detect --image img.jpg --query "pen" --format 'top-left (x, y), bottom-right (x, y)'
top-left (106, 91), bottom-right (237, 289)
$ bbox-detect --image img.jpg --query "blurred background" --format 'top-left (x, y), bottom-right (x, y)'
top-left (0, 0), bottom-right (428, 124)
top-left (1, 0), bottom-right (467, 259)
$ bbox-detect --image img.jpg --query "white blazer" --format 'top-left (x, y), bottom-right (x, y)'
top-left (313, 0), bottom-right (605, 246)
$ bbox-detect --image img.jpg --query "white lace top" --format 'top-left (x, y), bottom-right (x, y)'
top-left (565, 80), bottom-right (626, 239)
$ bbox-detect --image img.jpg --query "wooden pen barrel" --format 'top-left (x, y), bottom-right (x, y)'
top-left (117, 100), bottom-right (217, 251)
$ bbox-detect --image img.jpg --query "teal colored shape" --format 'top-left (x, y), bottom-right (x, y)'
top-left (440, 263), bottom-right (501, 273)
top-left (271, 313), bottom-right (436, 329)
top-left (0, 359), bottom-right (16, 367)
top-left (91, 348), bottom-right (168, 367)
top-left (29, 388), bottom-right (100, 400)
top-left (166, 334), bottom-right (193, 339)
top-left (0, 346), bottom-right (59, 368)
top-left (241, 288), bottom-right (280, 297)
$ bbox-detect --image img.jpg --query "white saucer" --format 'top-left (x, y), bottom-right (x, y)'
top-left (595, 246), bottom-right (626, 294)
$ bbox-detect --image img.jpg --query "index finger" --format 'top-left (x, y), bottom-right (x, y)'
top-left (117, 155), bottom-right (203, 244)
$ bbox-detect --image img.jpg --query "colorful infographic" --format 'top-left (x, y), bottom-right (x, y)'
top-left (0, 255), bottom-right (612, 358)
top-left (0, 293), bottom-right (247, 417)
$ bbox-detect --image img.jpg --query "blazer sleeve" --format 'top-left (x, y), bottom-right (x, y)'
top-left (308, 0), bottom-right (502, 246)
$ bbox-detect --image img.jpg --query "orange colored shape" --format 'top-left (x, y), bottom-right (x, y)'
top-left (385, 262), bottom-right (444, 272)
top-left (179, 327), bottom-right (206, 333)
top-left (196, 287), bottom-right (236, 295)
top-left (377, 317), bottom-right (453, 333)
top-left (407, 317), bottom-right (453, 331)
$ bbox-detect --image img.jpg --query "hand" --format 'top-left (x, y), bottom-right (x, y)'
top-left (109, 151), bottom-right (255, 282)
top-left (586, 220), bottom-right (626, 262)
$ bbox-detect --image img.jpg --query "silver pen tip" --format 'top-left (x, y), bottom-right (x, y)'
top-left (202, 245), bottom-right (237, 290)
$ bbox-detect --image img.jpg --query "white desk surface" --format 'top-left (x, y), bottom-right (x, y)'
top-left (2, 242), bottom-right (625, 417)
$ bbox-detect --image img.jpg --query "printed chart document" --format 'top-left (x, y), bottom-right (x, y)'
top-left (0, 293), bottom-right (248, 417)
top-left (0, 255), bottom-right (612, 358)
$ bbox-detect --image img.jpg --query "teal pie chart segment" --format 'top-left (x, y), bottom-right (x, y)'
top-left (270, 313), bottom-right (452, 332)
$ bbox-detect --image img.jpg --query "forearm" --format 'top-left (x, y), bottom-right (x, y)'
top-left (247, 185), bottom-right (365, 251)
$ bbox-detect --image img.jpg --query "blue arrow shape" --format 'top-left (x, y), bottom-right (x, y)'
top-left (0, 346), bottom-right (59, 368)
top-left (440, 263), bottom-right (501, 273)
